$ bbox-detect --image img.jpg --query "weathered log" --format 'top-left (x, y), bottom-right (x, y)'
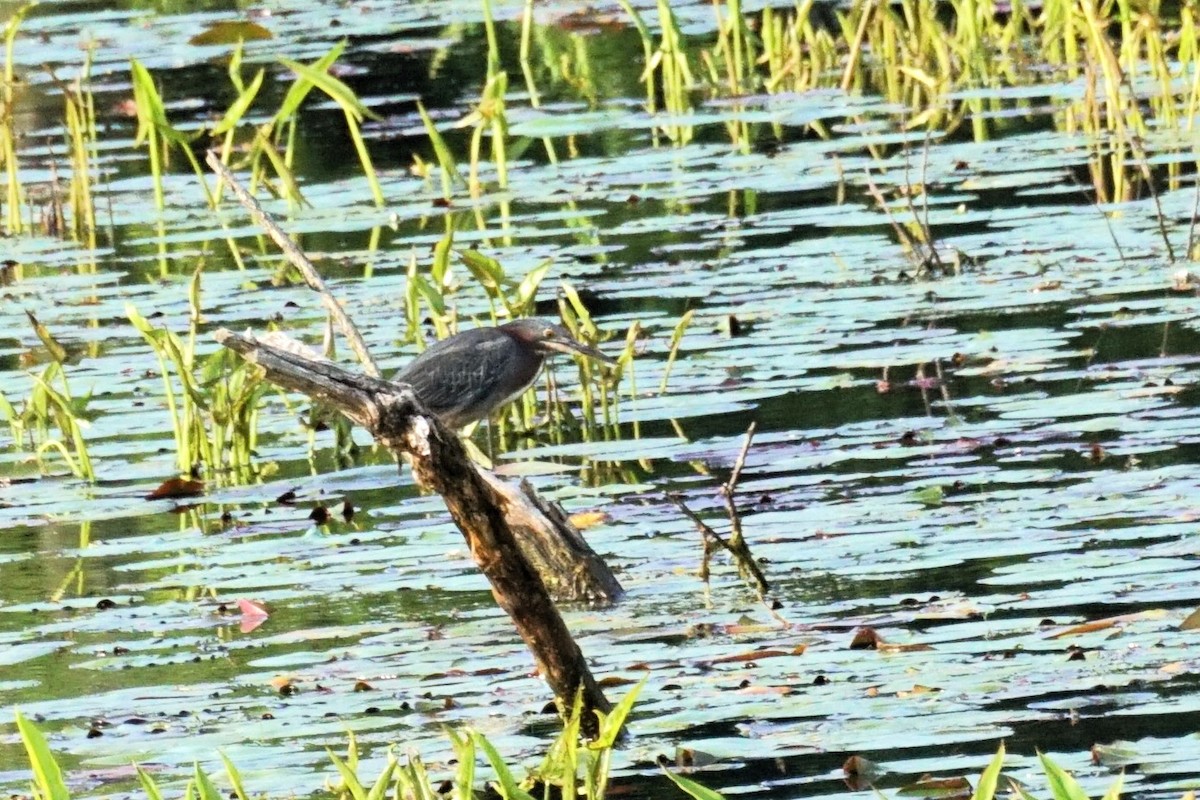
top-left (215, 328), bottom-right (613, 733)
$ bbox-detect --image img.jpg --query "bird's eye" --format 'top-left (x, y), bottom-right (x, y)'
top-left (542, 328), bottom-right (556, 338)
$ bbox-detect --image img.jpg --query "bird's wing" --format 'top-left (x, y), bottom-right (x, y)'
top-left (394, 332), bottom-right (526, 422)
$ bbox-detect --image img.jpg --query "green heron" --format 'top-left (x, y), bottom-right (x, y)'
top-left (394, 319), bottom-right (617, 428)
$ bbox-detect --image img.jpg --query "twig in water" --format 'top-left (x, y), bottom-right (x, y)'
top-left (667, 422), bottom-right (771, 601)
top-left (669, 492), bottom-right (722, 585)
top-left (900, 150), bottom-right (940, 271)
top-left (1071, 173), bottom-right (1127, 266)
top-left (721, 420), bottom-right (755, 551)
top-left (863, 166), bottom-right (923, 270)
top-left (1187, 174), bottom-right (1200, 260)
top-left (917, 130), bottom-right (942, 270)
top-left (1130, 133), bottom-right (1176, 263)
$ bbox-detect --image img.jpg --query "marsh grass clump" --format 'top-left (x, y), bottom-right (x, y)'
top-left (13, 685), bottom-right (646, 800)
top-left (14, 703), bottom-right (1185, 800)
top-left (122, 39), bottom-right (385, 279)
top-left (0, 361), bottom-right (95, 482)
top-left (0, 314), bottom-right (94, 481)
top-left (1, 3), bottom-right (33, 236)
top-left (126, 271), bottom-right (266, 485)
top-left (587, 0), bottom-right (1200, 193)
top-left (56, 51), bottom-right (100, 248)
top-left (129, 39), bottom-right (383, 215)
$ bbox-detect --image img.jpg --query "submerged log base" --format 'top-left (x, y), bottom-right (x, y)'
top-left (487, 473), bottom-right (624, 605)
top-left (214, 328), bottom-right (614, 732)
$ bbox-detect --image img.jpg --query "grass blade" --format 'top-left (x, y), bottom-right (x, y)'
top-left (971, 743), bottom-right (1006, 800)
top-left (15, 712), bottom-right (70, 800)
top-left (661, 768), bottom-right (726, 800)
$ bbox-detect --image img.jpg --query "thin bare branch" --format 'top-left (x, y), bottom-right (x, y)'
top-left (206, 150), bottom-right (380, 377)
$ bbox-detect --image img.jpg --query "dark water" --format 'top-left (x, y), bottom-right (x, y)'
top-left (2, 0), bottom-right (1200, 797)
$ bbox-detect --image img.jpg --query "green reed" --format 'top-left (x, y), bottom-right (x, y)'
top-left (15, 700), bottom-right (1170, 800)
top-left (61, 50), bottom-right (99, 247)
top-left (416, 100), bottom-right (467, 200)
top-left (16, 685), bottom-right (649, 800)
top-left (20, 363), bottom-right (94, 481)
top-left (558, 282), bottom-right (632, 443)
top-left (0, 315), bottom-right (94, 481)
top-left (126, 272), bottom-right (265, 482)
top-left (128, 37), bottom-right (385, 255)
top-left (659, 309), bottom-right (694, 396)
top-left (463, 69), bottom-right (511, 196)
top-left (1, 3), bottom-right (34, 235)
top-left (281, 49), bottom-right (385, 207)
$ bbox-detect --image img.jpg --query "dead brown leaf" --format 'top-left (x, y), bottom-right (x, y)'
top-left (146, 477), bottom-right (204, 500)
top-left (1050, 609), bottom-right (1167, 638)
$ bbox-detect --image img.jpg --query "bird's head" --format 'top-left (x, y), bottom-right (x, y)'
top-left (502, 319), bottom-right (617, 366)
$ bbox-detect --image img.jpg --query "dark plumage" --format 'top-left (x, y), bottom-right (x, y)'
top-left (393, 319), bottom-right (616, 428)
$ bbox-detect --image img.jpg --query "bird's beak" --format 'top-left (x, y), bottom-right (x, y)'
top-left (543, 337), bottom-right (618, 367)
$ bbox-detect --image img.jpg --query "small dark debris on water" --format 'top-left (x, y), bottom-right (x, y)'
top-left (276, 489), bottom-right (298, 504)
top-left (676, 747), bottom-right (718, 768)
top-left (96, 598), bottom-right (117, 610)
top-left (342, 500), bottom-right (355, 522)
top-left (899, 775), bottom-right (972, 800)
top-left (146, 477), bottom-right (204, 500)
top-left (727, 314), bottom-right (743, 337)
top-left (432, 197), bottom-right (452, 208)
top-left (843, 754), bottom-right (880, 787)
top-left (850, 627), bottom-right (882, 650)
top-left (898, 431), bottom-right (919, 446)
top-left (813, 674), bottom-right (830, 685)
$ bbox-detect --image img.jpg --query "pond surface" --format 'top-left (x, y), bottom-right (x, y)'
top-left (2, 0), bottom-right (1200, 797)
